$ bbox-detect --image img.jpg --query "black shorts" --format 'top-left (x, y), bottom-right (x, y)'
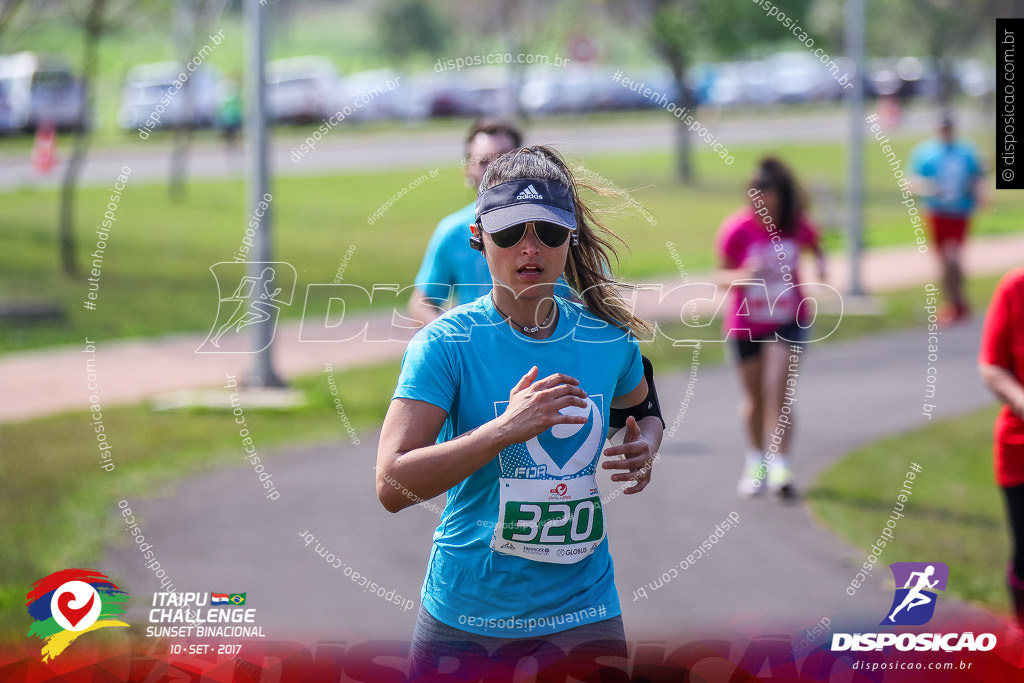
top-left (731, 320), bottom-right (807, 362)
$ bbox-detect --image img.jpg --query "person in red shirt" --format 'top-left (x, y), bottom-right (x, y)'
top-left (716, 157), bottom-right (826, 500)
top-left (979, 268), bottom-right (1024, 625)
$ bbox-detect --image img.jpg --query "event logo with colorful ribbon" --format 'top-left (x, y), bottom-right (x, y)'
top-left (25, 569), bottom-right (129, 662)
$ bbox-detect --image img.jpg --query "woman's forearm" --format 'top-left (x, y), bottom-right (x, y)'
top-left (981, 363), bottom-right (1024, 419)
top-left (377, 420), bottom-right (508, 513)
top-left (638, 416), bottom-right (664, 458)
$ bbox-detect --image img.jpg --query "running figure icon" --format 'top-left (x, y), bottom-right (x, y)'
top-left (211, 267), bottom-right (283, 347)
top-left (197, 261), bottom-right (297, 354)
top-left (887, 565), bottom-right (939, 622)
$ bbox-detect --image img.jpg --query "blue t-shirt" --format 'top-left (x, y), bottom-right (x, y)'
top-left (910, 139), bottom-right (984, 216)
top-left (392, 294), bottom-right (644, 637)
top-left (414, 202), bottom-right (492, 307)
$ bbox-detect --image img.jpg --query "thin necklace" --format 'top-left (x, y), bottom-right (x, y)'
top-left (491, 295), bottom-right (556, 334)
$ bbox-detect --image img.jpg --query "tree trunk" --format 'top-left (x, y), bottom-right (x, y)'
top-left (671, 65), bottom-right (694, 184)
top-left (929, 31), bottom-right (953, 109)
top-left (168, 88), bottom-right (193, 202)
top-left (59, 0), bottom-right (106, 278)
top-left (0, 0), bottom-right (25, 36)
top-left (169, 0), bottom-right (194, 202)
top-left (59, 130), bottom-right (88, 277)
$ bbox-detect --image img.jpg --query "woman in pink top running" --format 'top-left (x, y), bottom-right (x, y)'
top-left (715, 157), bottom-right (826, 500)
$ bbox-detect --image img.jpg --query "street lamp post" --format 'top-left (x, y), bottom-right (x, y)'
top-left (845, 0), bottom-right (866, 297)
top-left (244, 0), bottom-right (284, 387)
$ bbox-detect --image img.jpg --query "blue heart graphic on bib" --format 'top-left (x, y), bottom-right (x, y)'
top-left (537, 405), bottom-right (595, 469)
top-left (525, 396), bottom-right (604, 477)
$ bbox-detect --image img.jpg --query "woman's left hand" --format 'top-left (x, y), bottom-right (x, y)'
top-left (602, 415), bottom-right (655, 494)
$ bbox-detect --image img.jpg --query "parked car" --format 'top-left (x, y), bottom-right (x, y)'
top-left (117, 62), bottom-right (223, 130)
top-left (520, 65), bottom-right (627, 115)
top-left (701, 60), bottom-right (775, 108)
top-left (867, 56), bottom-right (941, 100)
top-left (402, 72), bottom-right (475, 118)
top-left (459, 66), bottom-right (517, 117)
top-left (957, 58), bottom-right (995, 98)
top-left (0, 52), bottom-right (87, 132)
top-left (266, 56), bottom-right (340, 124)
top-left (766, 52), bottom-right (843, 103)
top-left (0, 79), bottom-right (13, 134)
top-left (337, 68), bottom-right (406, 121)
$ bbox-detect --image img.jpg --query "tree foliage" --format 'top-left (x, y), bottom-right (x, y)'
top-left (375, 0), bottom-right (450, 63)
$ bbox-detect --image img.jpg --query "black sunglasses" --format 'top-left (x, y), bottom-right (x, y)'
top-left (490, 221), bottom-right (572, 249)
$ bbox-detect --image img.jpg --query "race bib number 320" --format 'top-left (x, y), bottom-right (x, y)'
top-left (503, 497), bottom-right (604, 545)
top-left (491, 477), bottom-right (606, 564)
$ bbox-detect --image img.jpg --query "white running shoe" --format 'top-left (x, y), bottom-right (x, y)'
top-left (737, 455), bottom-right (765, 498)
top-left (767, 459), bottom-right (797, 500)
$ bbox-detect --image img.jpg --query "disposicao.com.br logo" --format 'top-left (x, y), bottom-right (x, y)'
top-left (831, 562), bottom-right (996, 653)
top-left (26, 569), bottom-right (129, 662)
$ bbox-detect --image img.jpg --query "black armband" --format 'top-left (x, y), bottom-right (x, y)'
top-left (609, 355), bottom-right (665, 430)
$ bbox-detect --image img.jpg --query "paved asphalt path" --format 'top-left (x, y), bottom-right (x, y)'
top-left (103, 316), bottom-right (1006, 648)
top-left (0, 105), bottom-right (985, 189)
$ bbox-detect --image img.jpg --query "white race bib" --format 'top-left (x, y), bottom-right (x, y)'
top-left (489, 395), bottom-right (606, 564)
top-left (491, 476), bottom-right (605, 564)
top-left (750, 278), bottom-right (799, 324)
top-left (742, 241), bottom-right (800, 325)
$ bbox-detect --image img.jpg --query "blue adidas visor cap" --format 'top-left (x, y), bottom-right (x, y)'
top-left (475, 179), bottom-right (578, 234)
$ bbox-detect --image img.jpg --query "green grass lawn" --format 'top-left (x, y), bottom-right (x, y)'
top-left (807, 404), bottom-right (1009, 614)
top-left (4, 131), bottom-right (1016, 353)
top-left (0, 360), bottom-right (400, 641)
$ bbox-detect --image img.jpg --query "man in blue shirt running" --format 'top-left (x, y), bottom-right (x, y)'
top-left (910, 114), bottom-right (987, 324)
top-left (408, 119), bottom-right (523, 325)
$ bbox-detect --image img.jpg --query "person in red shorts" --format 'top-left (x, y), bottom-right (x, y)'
top-left (910, 115), bottom-right (986, 325)
top-left (979, 268), bottom-right (1024, 625)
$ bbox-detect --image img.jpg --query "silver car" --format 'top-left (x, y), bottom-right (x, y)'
top-left (0, 52), bottom-right (87, 132)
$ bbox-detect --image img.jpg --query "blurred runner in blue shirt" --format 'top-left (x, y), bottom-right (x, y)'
top-left (910, 114), bottom-right (987, 324)
top-left (408, 119), bottom-right (523, 325)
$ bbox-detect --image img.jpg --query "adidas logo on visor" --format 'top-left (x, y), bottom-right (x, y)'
top-left (515, 184), bottom-right (543, 200)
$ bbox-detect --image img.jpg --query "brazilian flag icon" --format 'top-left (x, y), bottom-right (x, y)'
top-left (229, 593), bottom-right (246, 606)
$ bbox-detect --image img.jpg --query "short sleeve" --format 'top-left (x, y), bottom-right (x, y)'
top-left (968, 144), bottom-right (987, 177)
top-left (414, 220), bottom-right (455, 305)
top-left (716, 211), bottom-right (748, 269)
top-left (910, 143), bottom-right (930, 178)
top-left (980, 274), bottom-right (1017, 370)
top-left (614, 338), bottom-right (644, 398)
top-left (393, 328), bottom-right (460, 413)
top-left (796, 216), bottom-right (822, 253)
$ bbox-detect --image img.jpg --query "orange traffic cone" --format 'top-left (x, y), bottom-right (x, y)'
top-left (31, 120), bottom-right (57, 175)
top-left (878, 94), bottom-right (902, 130)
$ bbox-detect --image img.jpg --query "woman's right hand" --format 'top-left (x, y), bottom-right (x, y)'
top-left (493, 366), bottom-right (589, 447)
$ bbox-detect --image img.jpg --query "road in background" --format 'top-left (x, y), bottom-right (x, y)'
top-left (0, 105), bottom-right (988, 189)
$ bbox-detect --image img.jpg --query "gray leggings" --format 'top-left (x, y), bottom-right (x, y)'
top-left (408, 606), bottom-right (627, 681)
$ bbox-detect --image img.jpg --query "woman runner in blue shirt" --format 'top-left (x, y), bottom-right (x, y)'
top-left (377, 145), bottom-right (664, 680)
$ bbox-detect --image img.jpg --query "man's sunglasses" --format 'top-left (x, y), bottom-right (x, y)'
top-left (490, 220), bottom-right (572, 249)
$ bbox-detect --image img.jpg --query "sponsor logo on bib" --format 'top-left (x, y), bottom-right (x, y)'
top-left (549, 483), bottom-right (570, 500)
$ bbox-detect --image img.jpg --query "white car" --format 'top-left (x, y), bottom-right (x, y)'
top-left (704, 61), bottom-right (775, 108)
top-left (336, 69), bottom-right (405, 121)
top-left (266, 56), bottom-right (340, 124)
top-left (0, 52), bottom-right (87, 132)
top-left (117, 62), bottom-right (222, 130)
top-left (767, 52), bottom-right (843, 103)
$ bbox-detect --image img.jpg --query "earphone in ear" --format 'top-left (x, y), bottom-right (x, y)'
top-left (469, 222), bottom-right (484, 252)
